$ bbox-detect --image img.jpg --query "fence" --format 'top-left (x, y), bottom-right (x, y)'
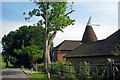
top-left (33, 60), bottom-right (120, 79)
top-left (33, 63), bottom-right (44, 72)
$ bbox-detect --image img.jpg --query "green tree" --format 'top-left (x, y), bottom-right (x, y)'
top-left (24, 1), bottom-right (75, 70)
top-left (14, 45), bottom-right (43, 68)
top-left (2, 25), bottom-right (45, 66)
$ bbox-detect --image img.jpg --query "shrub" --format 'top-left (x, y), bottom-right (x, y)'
top-left (0, 54), bottom-right (6, 70)
top-left (49, 61), bottom-right (76, 79)
top-left (49, 60), bottom-right (66, 75)
top-left (14, 45), bottom-right (43, 68)
top-left (79, 62), bottom-right (90, 79)
top-left (2, 62), bottom-right (6, 70)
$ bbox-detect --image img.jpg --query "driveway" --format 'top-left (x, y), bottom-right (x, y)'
top-left (1, 68), bottom-right (30, 80)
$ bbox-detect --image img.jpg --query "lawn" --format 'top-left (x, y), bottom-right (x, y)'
top-left (21, 68), bottom-right (31, 70)
top-left (27, 73), bottom-right (63, 80)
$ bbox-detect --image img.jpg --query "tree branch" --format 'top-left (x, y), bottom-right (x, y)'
top-left (64, 10), bottom-right (74, 16)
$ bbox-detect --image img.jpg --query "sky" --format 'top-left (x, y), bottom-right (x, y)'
top-left (0, 0), bottom-right (119, 52)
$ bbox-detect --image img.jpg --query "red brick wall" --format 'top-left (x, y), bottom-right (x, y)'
top-left (54, 50), bottom-right (71, 61)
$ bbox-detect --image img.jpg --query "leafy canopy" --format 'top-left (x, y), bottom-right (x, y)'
top-left (14, 45), bottom-right (43, 67)
top-left (24, 2), bottom-right (75, 39)
top-left (2, 24), bottom-right (45, 66)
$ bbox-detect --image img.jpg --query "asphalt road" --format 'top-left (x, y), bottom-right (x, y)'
top-left (1, 68), bottom-right (30, 80)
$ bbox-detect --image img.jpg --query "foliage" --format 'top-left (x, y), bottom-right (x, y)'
top-left (0, 54), bottom-right (6, 70)
top-left (10, 56), bottom-right (16, 65)
top-left (49, 61), bottom-right (76, 78)
top-left (24, 2), bottom-right (75, 33)
top-left (112, 44), bottom-right (120, 63)
top-left (91, 66), bottom-right (107, 79)
top-left (100, 66), bottom-right (107, 77)
top-left (63, 63), bottom-right (76, 78)
top-left (14, 45), bottom-right (43, 68)
top-left (24, 1), bottom-right (75, 64)
top-left (2, 62), bottom-right (6, 70)
top-left (49, 60), bottom-right (66, 74)
top-left (2, 25), bottom-right (45, 66)
top-left (112, 44), bottom-right (120, 56)
top-left (7, 61), bottom-right (13, 67)
top-left (112, 44), bottom-right (120, 78)
top-left (76, 62), bottom-right (90, 79)
top-left (36, 61), bottom-right (109, 79)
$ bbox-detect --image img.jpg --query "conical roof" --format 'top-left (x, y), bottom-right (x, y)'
top-left (82, 17), bottom-right (97, 43)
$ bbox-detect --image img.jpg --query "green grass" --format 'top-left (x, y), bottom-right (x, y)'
top-left (21, 68), bottom-right (31, 70)
top-left (27, 73), bottom-right (63, 80)
top-left (27, 73), bottom-right (47, 78)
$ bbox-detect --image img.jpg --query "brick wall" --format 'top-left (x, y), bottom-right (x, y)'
top-left (54, 50), bottom-right (71, 61)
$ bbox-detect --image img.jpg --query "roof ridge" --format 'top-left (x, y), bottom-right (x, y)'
top-left (106, 29), bottom-right (120, 39)
top-left (53, 40), bottom-right (83, 51)
top-left (64, 40), bottom-right (81, 42)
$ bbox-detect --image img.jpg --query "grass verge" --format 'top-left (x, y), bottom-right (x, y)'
top-left (27, 73), bottom-right (63, 80)
top-left (21, 68), bottom-right (31, 70)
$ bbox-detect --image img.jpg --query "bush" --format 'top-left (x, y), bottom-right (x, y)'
top-left (63, 63), bottom-right (76, 78)
top-left (14, 45), bottom-right (43, 68)
top-left (2, 62), bottom-right (6, 70)
top-left (80, 62), bottom-right (90, 78)
top-left (0, 54), bottom-right (6, 70)
top-left (49, 61), bottom-right (65, 74)
top-left (49, 61), bottom-right (76, 79)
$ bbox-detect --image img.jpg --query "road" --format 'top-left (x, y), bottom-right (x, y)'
top-left (1, 68), bottom-right (30, 80)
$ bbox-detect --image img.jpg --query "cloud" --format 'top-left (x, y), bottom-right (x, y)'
top-left (53, 23), bottom-right (84, 46)
top-left (94, 25), bottom-right (118, 39)
top-left (90, 3), bottom-right (117, 16)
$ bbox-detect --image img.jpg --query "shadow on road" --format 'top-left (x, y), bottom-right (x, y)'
top-left (2, 69), bottom-right (23, 76)
top-left (1, 68), bottom-right (30, 80)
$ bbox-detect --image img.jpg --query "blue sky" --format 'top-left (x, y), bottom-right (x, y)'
top-left (0, 1), bottom-right (119, 52)
top-left (2, 2), bottom-right (38, 22)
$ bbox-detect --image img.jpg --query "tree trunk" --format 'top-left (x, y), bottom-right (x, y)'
top-left (43, 36), bottom-right (47, 72)
top-left (46, 32), bottom-right (56, 67)
top-left (43, 7), bottom-right (48, 73)
top-left (46, 45), bottom-right (51, 65)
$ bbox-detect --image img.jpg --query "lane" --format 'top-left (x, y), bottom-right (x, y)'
top-left (1, 68), bottom-right (30, 80)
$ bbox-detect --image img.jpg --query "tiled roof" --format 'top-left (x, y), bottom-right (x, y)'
top-left (53, 40), bottom-right (83, 51)
top-left (82, 17), bottom-right (97, 43)
top-left (64, 29), bottom-right (120, 58)
top-left (82, 25), bottom-right (97, 43)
